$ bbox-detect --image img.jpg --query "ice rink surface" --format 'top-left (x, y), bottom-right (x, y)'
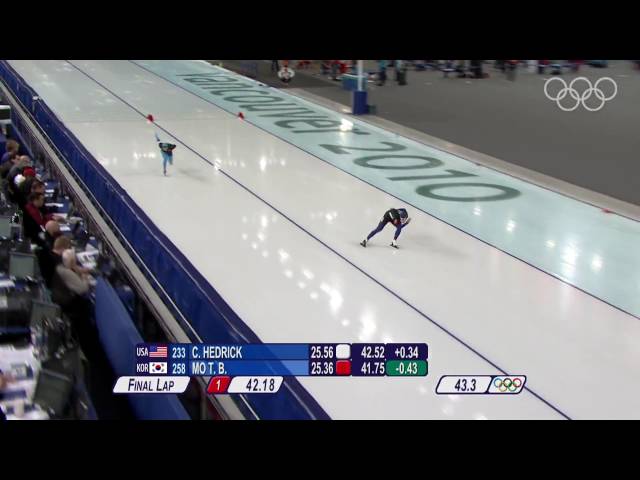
top-left (8, 60), bottom-right (640, 419)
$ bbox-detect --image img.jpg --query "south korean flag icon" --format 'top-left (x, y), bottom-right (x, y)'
top-left (149, 362), bottom-right (168, 374)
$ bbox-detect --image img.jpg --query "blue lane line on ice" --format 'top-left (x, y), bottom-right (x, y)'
top-left (68, 60), bottom-right (571, 420)
top-left (129, 60), bottom-right (640, 323)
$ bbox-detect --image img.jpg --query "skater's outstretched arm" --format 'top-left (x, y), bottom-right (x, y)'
top-left (394, 217), bottom-right (411, 239)
top-left (394, 221), bottom-right (408, 240)
top-left (394, 224), bottom-right (403, 240)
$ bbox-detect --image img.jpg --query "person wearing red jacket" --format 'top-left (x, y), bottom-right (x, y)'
top-left (23, 192), bottom-right (61, 242)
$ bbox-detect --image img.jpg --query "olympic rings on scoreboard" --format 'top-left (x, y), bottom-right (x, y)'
top-left (492, 376), bottom-right (524, 393)
top-left (543, 76), bottom-right (617, 112)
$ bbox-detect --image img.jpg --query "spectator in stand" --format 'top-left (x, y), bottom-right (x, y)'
top-left (0, 152), bottom-right (19, 180)
top-left (30, 178), bottom-right (45, 197)
top-left (7, 156), bottom-right (32, 183)
top-left (14, 167), bottom-right (37, 208)
top-left (38, 235), bottom-right (72, 287)
top-left (14, 177), bottom-right (48, 216)
top-left (19, 170), bottom-right (39, 197)
top-left (538, 60), bottom-right (549, 74)
top-left (395, 60), bottom-right (408, 85)
top-left (6, 156), bottom-right (33, 203)
top-left (44, 220), bottom-right (62, 249)
top-left (51, 248), bottom-right (93, 329)
top-left (23, 192), bottom-right (61, 242)
top-left (11, 174), bottom-right (26, 204)
top-left (0, 139), bottom-right (19, 165)
top-left (53, 249), bottom-right (91, 299)
top-left (330, 60), bottom-right (340, 81)
top-left (469, 60), bottom-right (484, 78)
top-left (54, 247), bottom-right (98, 358)
top-left (33, 181), bottom-right (57, 218)
top-left (32, 180), bottom-right (60, 220)
top-left (377, 60), bottom-right (387, 86)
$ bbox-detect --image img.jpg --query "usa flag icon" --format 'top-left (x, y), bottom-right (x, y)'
top-left (149, 345), bottom-right (168, 358)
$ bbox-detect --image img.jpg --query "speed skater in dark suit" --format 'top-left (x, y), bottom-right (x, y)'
top-left (360, 208), bottom-right (411, 249)
top-left (155, 132), bottom-right (177, 176)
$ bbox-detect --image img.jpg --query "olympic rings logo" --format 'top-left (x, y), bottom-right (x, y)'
top-left (544, 77), bottom-right (617, 112)
top-left (493, 377), bottom-right (523, 393)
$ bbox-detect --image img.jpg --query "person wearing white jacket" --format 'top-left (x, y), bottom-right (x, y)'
top-left (56, 249), bottom-right (91, 296)
top-left (51, 249), bottom-right (94, 348)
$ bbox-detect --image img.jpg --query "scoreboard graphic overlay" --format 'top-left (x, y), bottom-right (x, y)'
top-left (113, 343), bottom-right (525, 396)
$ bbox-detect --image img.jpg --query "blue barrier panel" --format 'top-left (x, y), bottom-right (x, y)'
top-left (0, 61), bottom-right (329, 420)
top-left (352, 90), bottom-right (369, 115)
top-left (95, 277), bottom-right (189, 420)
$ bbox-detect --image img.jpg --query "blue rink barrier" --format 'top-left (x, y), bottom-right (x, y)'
top-left (95, 278), bottom-right (189, 420)
top-left (0, 61), bottom-right (329, 420)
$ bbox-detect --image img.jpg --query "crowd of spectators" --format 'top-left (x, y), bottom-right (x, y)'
top-left (0, 140), bottom-right (93, 337)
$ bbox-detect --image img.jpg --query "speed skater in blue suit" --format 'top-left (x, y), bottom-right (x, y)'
top-left (155, 133), bottom-right (177, 176)
top-left (360, 208), bottom-right (411, 249)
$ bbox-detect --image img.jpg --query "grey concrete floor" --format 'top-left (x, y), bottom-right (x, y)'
top-left (215, 60), bottom-right (640, 206)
